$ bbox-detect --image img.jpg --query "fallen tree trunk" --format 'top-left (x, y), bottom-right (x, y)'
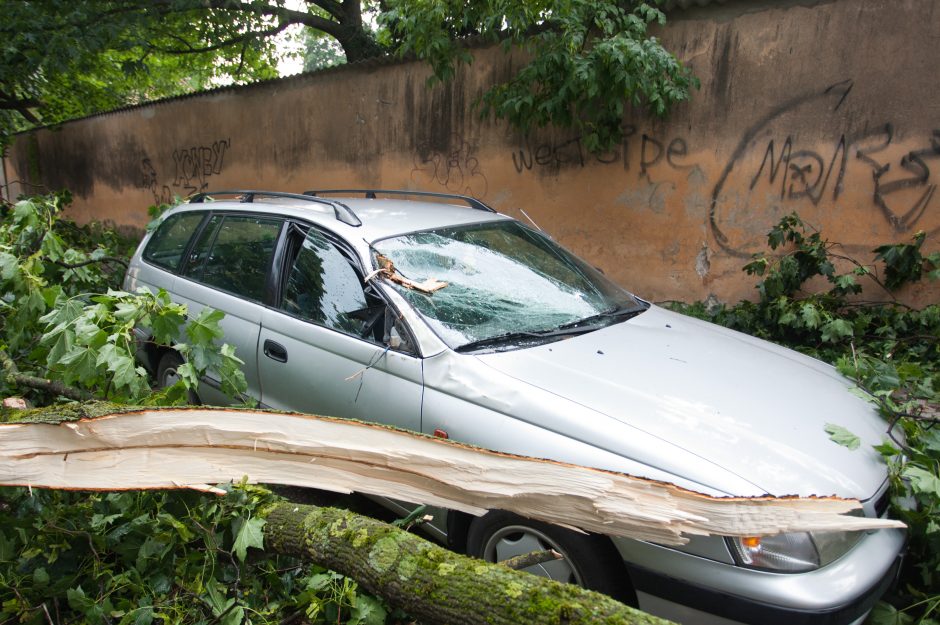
top-left (0, 402), bottom-right (903, 544)
top-left (0, 402), bottom-right (907, 625)
top-left (264, 502), bottom-right (668, 625)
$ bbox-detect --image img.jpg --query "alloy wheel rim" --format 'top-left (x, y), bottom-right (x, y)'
top-left (481, 524), bottom-right (582, 585)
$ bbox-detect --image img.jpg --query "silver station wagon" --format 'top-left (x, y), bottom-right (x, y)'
top-left (124, 189), bottom-right (905, 625)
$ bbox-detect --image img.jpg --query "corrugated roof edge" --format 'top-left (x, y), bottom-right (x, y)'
top-left (12, 1), bottom-right (727, 136)
top-left (12, 50), bottom-right (416, 136)
top-left (662, 0), bottom-right (729, 9)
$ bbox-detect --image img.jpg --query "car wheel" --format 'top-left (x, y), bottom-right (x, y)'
top-left (156, 350), bottom-right (200, 404)
top-left (465, 510), bottom-right (635, 604)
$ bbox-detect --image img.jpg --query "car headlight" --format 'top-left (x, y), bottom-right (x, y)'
top-left (727, 530), bottom-right (865, 572)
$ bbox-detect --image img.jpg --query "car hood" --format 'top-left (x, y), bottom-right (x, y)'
top-left (474, 306), bottom-right (891, 499)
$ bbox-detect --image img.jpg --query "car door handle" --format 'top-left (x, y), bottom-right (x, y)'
top-left (263, 339), bottom-right (288, 363)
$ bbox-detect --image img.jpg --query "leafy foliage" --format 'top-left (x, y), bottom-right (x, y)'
top-left (2, 1), bottom-right (692, 155)
top-left (0, 483), bottom-right (395, 625)
top-left (0, 193), bottom-right (395, 623)
top-left (0, 193), bottom-right (245, 404)
top-left (381, 0), bottom-right (697, 153)
top-left (671, 214), bottom-right (940, 623)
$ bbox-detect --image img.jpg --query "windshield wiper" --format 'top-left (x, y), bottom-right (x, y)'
top-left (456, 326), bottom-right (592, 353)
top-left (456, 305), bottom-right (647, 353)
top-left (554, 305), bottom-right (646, 331)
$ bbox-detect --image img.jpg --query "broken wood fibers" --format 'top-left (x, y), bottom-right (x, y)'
top-left (0, 403), bottom-right (904, 545)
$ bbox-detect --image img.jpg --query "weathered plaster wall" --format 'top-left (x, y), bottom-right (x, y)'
top-left (5, 0), bottom-right (939, 305)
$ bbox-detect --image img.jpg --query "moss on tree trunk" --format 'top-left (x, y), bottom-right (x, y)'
top-left (264, 502), bottom-right (671, 625)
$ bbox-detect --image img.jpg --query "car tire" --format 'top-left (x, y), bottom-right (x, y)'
top-left (465, 510), bottom-right (635, 605)
top-left (156, 350), bottom-right (200, 404)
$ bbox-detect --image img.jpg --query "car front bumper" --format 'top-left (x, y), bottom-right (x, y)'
top-left (614, 527), bottom-right (906, 625)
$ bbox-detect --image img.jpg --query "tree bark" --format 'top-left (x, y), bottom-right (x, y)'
top-left (264, 502), bottom-right (669, 625)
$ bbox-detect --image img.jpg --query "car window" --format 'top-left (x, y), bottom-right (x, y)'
top-left (142, 212), bottom-right (205, 272)
top-left (181, 214), bottom-right (222, 278)
top-left (374, 221), bottom-right (643, 349)
top-left (189, 215), bottom-right (283, 301)
top-left (280, 228), bottom-right (368, 335)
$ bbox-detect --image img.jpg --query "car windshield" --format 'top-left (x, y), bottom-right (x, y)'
top-left (373, 220), bottom-right (645, 351)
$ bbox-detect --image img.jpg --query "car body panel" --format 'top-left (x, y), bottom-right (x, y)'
top-left (421, 348), bottom-right (764, 497)
top-left (474, 305), bottom-right (890, 499)
top-left (617, 523), bottom-right (905, 621)
top-left (257, 307), bottom-right (423, 430)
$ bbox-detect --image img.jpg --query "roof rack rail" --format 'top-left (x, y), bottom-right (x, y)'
top-left (304, 189), bottom-right (496, 213)
top-left (188, 190), bottom-right (362, 227)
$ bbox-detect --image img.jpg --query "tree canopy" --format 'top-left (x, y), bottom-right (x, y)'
top-left (1, 0), bottom-right (695, 152)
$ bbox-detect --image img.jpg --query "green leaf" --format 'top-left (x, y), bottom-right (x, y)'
top-left (59, 345), bottom-right (100, 382)
top-left (108, 352), bottom-right (145, 391)
top-left (868, 601), bottom-right (914, 625)
top-left (151, 307), bottom-right (186, 345)
top-left (175, 361), bottom-right (200, 389)
top-left (903, 465), bottom-right (940, 498)
top-left (232, 515), bottom-right (265, 562)
top-left (186, 307), bottom-right (226, 344)
top-left (350, 594), bottom-right (387, 625)
top-left (800, 303), bottom-right (822, 329)
top-left (824, 423), bottom-right (860, 450)
top-left (135, 536), bottom-right (169, 572)
top-left (820, 318), bottom-right (853, 343)
top-left (113, 301), bottom-right (141, 321)
top-left (0, 532), bottom-right (15, 561)
top-left (130, 606), bottom-right (154, 625)
top-left (0, 251), bottom-right (19, 281)
top-left (45, 327), bottom-right (75, 368)
top-left (67, 586), bottom-right (93, 611)
top-left (873, 442), bottom-right (900, 458)
top-left (32, 566), bottom-right (49, 586)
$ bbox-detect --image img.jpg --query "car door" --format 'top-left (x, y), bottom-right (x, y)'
top-left (257, 223), bottom-right (423, 430)
top-left (172, 212), bottom-right (284, 405)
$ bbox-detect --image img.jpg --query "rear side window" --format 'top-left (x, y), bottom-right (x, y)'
top-left (143, 212), bottom-right (205, 271)
top-left (188, 215), bottom-right (283, 302)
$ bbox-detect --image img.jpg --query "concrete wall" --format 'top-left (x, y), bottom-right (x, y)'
top-left (5, 0), bottom-right (939, 306)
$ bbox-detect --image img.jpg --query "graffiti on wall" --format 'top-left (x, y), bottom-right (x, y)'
top-left (412, 135), bottom-right (488, 199)
top-left (710, 80), bottom-right (940, 255)
top-left (510, 127), bottom-right (698, 180)
top-left (140, 138), bottom-right (231, 206)
top-left (507, 79), bottom-right (939, 257)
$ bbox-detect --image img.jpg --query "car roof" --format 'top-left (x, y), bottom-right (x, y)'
top-left (164, 193), bottom-right (511, 245)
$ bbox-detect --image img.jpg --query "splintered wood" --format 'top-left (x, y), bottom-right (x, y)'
top-left (0, 407), bottom-right (904, 545)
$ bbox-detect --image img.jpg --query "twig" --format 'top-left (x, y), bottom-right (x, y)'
top-left (392, 504), bottom-right (431, 530)
top-left (50, 256), bottom-right (129, 270)
top-left (279, 610), bottom-right (305, 625)
top-left (46, 523), bottom-right (100, 561)
top-left (206, 599), bottom-right (239, 625)
top-left (41, 603), bottom-right (54, 625)
top-left (502, 549), bottom-right (563, 571)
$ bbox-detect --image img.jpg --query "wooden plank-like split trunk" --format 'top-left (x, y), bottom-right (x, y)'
top-left (0, 403), bottom-right (906, 625)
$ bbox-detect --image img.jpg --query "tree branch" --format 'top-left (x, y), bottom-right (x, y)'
top-left (193, 0), bottom-right (345, 38)
top-left (50, 256), bottom-right (129, 270)
top-left (149, 22), bottom-right (291, 56)
top-left (265, 503), bottom-right (666, 625)
top-left (0, 89), bottom-right (41, 123)
top-left (0, 350), bottom-right (91, 402)
top-left (0, 405), bottom-right (904, 542)
top-left (502, 549), bottom-right (563, 571)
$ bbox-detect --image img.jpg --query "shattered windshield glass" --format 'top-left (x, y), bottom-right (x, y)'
top-left (373, 220), bottom-right (645, 351)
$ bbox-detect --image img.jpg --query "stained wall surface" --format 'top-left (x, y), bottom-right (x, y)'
top-left (4, 0), bottom-right (939, 305)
